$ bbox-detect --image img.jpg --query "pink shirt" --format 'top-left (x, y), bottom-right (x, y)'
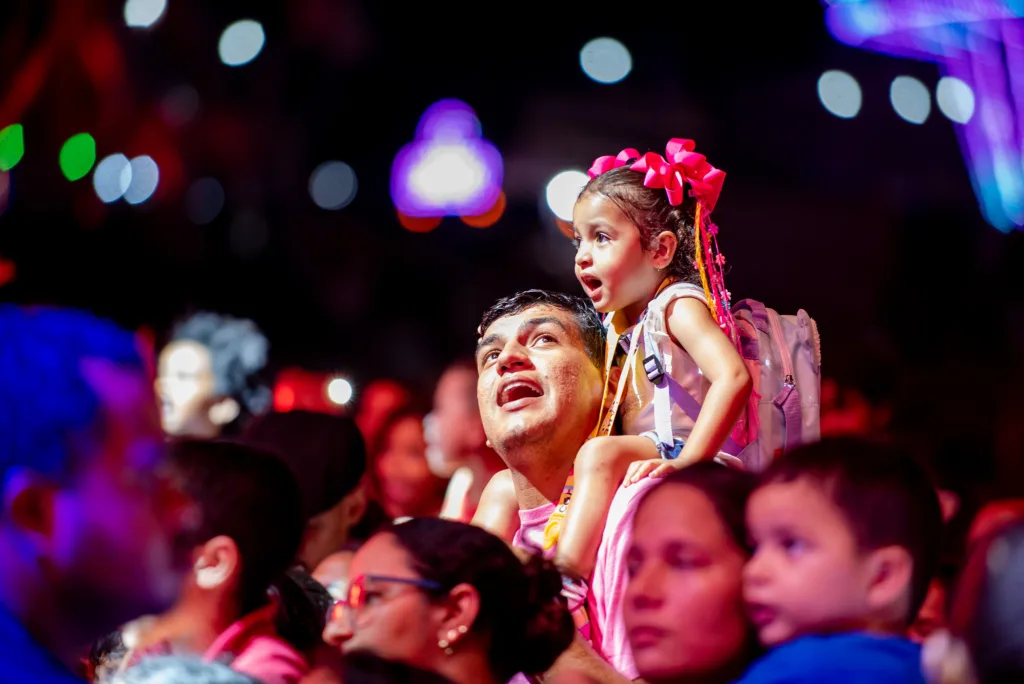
top-left (204, 603), bottom-right (309, 684)
top-left (512, 477), bottom-right (658, 681)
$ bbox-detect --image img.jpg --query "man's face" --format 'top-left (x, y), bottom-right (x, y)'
top-left (475, 305), bottom-right (603, 463)
top-left (53, 360), bottom-right (193, 630)
top-left (155, 340), bottom-right (217, 436)
top-left (424, 367), bottom-right (482, 477)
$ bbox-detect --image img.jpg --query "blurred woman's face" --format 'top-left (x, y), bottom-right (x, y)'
top-left (624, 483), bottom-right (751, 682)
top-left (375, 416), bottom-right (439, 517)
top-left (322, 532), bottom-right (443, 671)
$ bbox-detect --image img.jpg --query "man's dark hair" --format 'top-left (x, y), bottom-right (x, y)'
top-left (477, 290), bottom-right (605, 369)
top-left (169, 440), bottom-right (304, 614)
top-left (762, 437), bottom-right (944, 625)
top-left (0, 306), bottom-right (145, 483)
top-left (244, 410), bottom-right (367, 520)
top-left (170, 312), bottom-right (270, 416)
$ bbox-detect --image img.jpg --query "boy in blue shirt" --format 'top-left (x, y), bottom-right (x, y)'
top-left (737, 437), bottom-right (943, 684)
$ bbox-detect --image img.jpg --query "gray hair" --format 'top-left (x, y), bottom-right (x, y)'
top-left (112, 656), bottom-right (259, 684)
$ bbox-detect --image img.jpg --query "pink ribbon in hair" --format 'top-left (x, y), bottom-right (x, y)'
top-left (632, 139), bottom-right (725, 210)
top-left (587, 148), bottom-right (641, 179)
top-left (587, 139), bottom-right (726, 210)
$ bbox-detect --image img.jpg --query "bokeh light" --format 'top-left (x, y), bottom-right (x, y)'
top-left (545, 170), bottom-right (589, 221)
top-left (59, 133), bottom-right (97, 181)
top-left (93, 154), bottom-right (133, 203)
top-left (817, 70), bottom-right (862, 118)
top-left (327, 377), bottom-right (354, 405)
top-left (123, 156), bottom-right (159, 205)
top-left (890, 75), bottom-right (931, 124)
top-left (218, 20), bottom-right (266, 67)
top-left (0, 124), bottom-right (24, 172)
top-left (461, 190), bottom-right (506, 228)
top-left (185, 177), bottom-right (225, 225)
top-left (124, 0), bottom-right (167, 28)
top-left (936, 76), bottom-right (975, 124)
top-left (391, 99), bottom-right (503, 217)
top-left (309, 161), bottom-right (358, 210)
top-left (580, 37), bottom-right (632, 84)
top-left (397, 211), bottom-right (442, 233)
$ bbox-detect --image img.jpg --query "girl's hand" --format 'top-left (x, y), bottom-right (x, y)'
top-left (623, 458), bottom-right (681, 486)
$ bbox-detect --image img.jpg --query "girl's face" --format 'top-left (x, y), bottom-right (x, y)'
top-left (572, 193), bottom-right (665, 316)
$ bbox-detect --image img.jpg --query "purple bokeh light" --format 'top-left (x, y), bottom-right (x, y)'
top-left (391, 99), bottom-right (503, 218)
top-left (824, 0), bottom-right (1024, 231)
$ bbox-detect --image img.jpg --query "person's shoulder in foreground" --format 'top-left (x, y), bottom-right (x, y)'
top-left (734, 632), bottom-right (925, 684)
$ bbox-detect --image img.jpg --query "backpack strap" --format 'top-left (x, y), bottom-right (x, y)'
top-left (643, 283), bottom-right (708, 450)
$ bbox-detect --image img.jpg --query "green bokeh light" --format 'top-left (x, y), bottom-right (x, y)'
top-left (0, 124), bottom-right (25, 172)
top-left (59, 133), bottom-right (97, 181)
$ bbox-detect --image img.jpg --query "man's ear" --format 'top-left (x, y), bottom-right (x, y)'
top-left (208, 397), bottom-right (240, 427)
top-left (2, 466), bottom-right (58, 553)
top-left (865, 545), bottom-right (914, 616)
top-left (343, 487), bottom-right (367, 529)
top-left (193, 535), bottom-right (239, 590)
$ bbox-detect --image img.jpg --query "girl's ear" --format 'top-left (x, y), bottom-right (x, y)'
top-left (652, 230), bottom-right (678, 270)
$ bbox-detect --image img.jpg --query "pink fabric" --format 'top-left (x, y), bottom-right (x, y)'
top-left (511, 477), bottom-right (659, 681)
top-left (203, 604), bottom-right (309, 684)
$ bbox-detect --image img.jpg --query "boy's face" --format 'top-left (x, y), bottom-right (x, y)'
top-left (744, 477), bottom-right (874, 646)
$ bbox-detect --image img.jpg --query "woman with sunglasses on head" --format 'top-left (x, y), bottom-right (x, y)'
top-left (322, 517), bottom-right (575, 683)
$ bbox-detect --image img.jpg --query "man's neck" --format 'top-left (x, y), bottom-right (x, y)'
top-left (507, 448), bottom-right (574, 511)
top-left (144, 593), bottom-right (236, 656)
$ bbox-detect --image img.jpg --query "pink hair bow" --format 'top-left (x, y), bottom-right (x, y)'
top-left (631, 138), bottom-right (726, 210)
top-left (587, 148), bottom-right (640, 179)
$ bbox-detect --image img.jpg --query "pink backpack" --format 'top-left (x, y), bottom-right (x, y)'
top-left (641, 284), bottom-right (822, 473)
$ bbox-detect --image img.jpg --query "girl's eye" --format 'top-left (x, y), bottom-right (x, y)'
top-left (596, 233), bottom-right (610, 243)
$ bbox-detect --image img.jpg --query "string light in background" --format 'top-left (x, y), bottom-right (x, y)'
top-left (309, 161), bottom-right (358, 210)
top-left (580, 38), bottom-right (632, 84)
top-left (123, 0), bottom-right (167, 29)
top-left (59, 133), bottom-right (97, 181)
top-left (219, 20), bottom-right (266, 67)
top-left (0, 124), bottom-right (24, 172)
top-left (817, 70), bottom-right (862, 119)
top-left (545, 170), bottom-right (589, 222)
top-left (890, 76), bottom-right (931, 124)
top-left (93, 154), bottom-right (133, 203)
top-left (326, 377), bottom-right (354, 406)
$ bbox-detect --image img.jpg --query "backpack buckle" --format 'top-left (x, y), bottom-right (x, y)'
top-left (643, 354), bottom-right (665, 385)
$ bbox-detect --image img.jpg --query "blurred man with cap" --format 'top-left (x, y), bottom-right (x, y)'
top-left (244, 410), bottom-right (367, 570)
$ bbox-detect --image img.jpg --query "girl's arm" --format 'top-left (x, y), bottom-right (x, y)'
top-left (665, 296), bottom-right (751, 467)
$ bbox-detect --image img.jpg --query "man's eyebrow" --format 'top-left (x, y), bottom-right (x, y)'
top-left (476, 315), bottom-right (571, 356)
top-left (522, 316), bottom-right (569, 334)
top-left (476, 333), bottom-right (502, 353)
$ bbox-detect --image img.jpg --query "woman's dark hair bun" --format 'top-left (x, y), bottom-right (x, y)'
top-left (512, 554), bottom-right (576, 676)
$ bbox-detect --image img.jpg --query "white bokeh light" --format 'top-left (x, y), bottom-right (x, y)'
top-left (124, 0), bottom-right (167, 28)
top-left (890, 76), bottom-right (931, 124)
top-left (309, 161), bottom-right (358, 210)
top-left (407, 145), bottom-right (488, 205)
top-left (580, 38), bottom-right (632, 84)
top-left (93, 154), bottom-right (133, 203)
top-left (327, 378), bottom-right (354, 405)
top-left (545, 170), bottom-right (589, 221)
top-left (936, 76), bottom-right (976, 124)
top-left (218, 20), bottom-right (266, 67)
top-left (123, 156), bottom-right (160, 205)
top-left (817, 70), bottom-right (862, 119)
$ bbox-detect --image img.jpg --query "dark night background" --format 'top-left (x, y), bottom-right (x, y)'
top-left (2, 0), bottom-right (1024, 497)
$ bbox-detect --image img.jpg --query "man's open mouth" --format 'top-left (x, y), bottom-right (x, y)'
top-left (497, 379), bottom-right (543, 407)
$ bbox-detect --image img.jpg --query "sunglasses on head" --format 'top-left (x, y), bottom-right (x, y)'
top-left (327, 574), bottom-right (443, 623)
